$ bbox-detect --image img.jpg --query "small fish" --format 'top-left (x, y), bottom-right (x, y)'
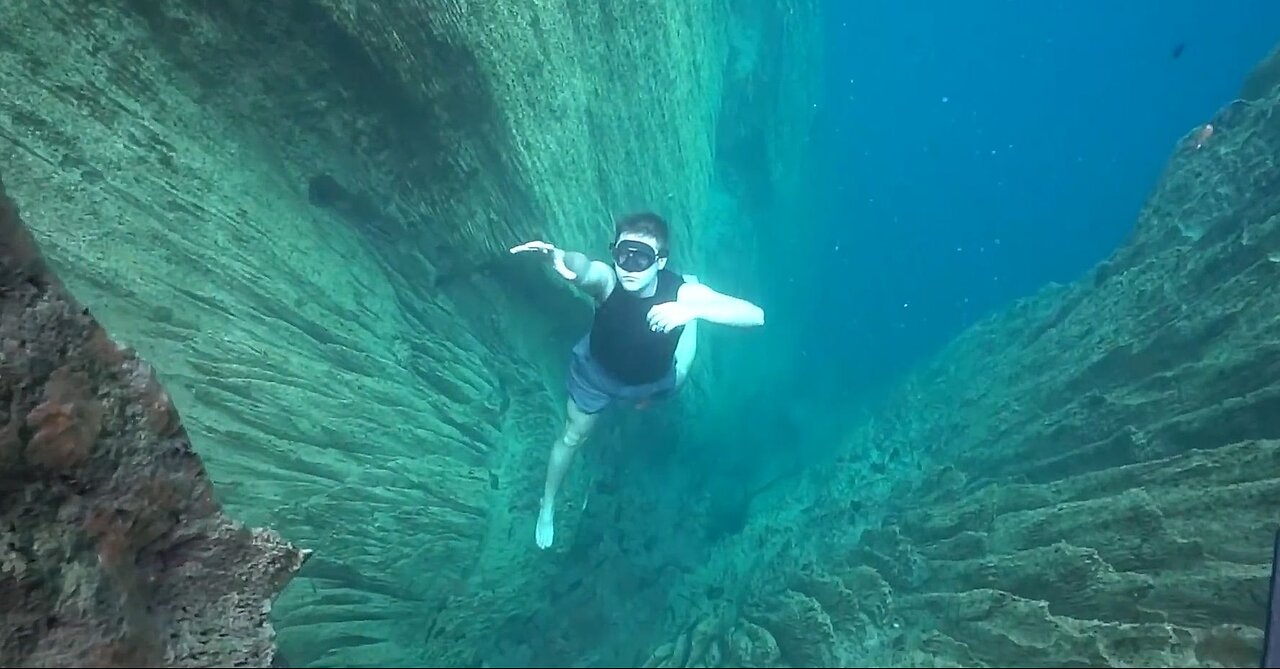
top-left (1194, 123), bottom-right (1214, 149)
top-left (1171, 42), bottom-right (1186, 59)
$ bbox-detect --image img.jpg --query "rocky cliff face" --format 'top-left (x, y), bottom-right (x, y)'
top-left (0, 1), bottom-right (819, 666)
top-left (642, 53), bottom-right (1280, 668)
top-left (1, 177), bottom-right (307, 667)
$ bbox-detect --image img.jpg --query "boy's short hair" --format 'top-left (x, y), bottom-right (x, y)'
top-left (614, 212), bottom-right (670, 253)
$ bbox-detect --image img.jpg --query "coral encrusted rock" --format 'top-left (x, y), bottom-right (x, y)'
top-left (0, 176), bottom-right (308, 667)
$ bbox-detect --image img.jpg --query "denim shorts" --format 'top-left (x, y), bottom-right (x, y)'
top-left (566, 334), bottom-right (677, 414)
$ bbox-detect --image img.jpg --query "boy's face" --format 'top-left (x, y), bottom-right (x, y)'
top-left (611, 232), bottom-right (666, 292)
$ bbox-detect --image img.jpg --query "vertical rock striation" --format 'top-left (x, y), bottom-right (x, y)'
top-left (1, 177), bottom-right (306, 667)
top-left (643, 46), bottom-right (1280, 668)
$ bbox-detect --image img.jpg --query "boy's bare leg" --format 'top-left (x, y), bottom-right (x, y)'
top-left (536, 398), bottom-right (599, 549)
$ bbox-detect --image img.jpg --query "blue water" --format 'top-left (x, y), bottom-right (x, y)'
top-left (809, 0), bottom-right (1280, 398)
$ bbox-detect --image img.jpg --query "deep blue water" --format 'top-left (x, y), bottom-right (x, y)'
top-left (807, 0), bottom-right (1280, 400)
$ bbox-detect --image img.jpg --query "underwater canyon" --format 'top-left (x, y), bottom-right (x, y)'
top-left (2, 2), bottom-right (1279, 667)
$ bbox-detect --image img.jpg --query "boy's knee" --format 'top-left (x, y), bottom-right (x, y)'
top-left (561, 429), bottom-right (588, 449)
top-left (562, 418), bottom-right (595, 448)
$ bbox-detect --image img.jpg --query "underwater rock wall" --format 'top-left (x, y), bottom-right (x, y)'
top-left (0, 177), bottom-right (307, 667)
top-left (643, 51), bottom-right (1280, 668)
top-left (0, 1), bottom-right (819, 666)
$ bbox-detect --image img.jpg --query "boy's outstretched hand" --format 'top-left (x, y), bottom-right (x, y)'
top-left (509, 240), bottom-right (577, 281)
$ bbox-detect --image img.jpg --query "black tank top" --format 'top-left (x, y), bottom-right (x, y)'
top-left (589, 269), bottom-right (686, 385)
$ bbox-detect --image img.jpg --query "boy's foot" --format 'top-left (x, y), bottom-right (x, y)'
top-left (535, 503), bottom-right (555, 549)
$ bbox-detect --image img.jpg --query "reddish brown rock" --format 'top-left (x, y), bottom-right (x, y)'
top-left (0, 176), bottom-right (307, 667)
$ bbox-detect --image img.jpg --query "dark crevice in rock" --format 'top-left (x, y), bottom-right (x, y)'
top-left (306, 173), bottom-right (399, 244)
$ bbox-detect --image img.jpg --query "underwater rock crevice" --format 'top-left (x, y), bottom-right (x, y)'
top-left (1, 0), bottom-right (824, 666)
